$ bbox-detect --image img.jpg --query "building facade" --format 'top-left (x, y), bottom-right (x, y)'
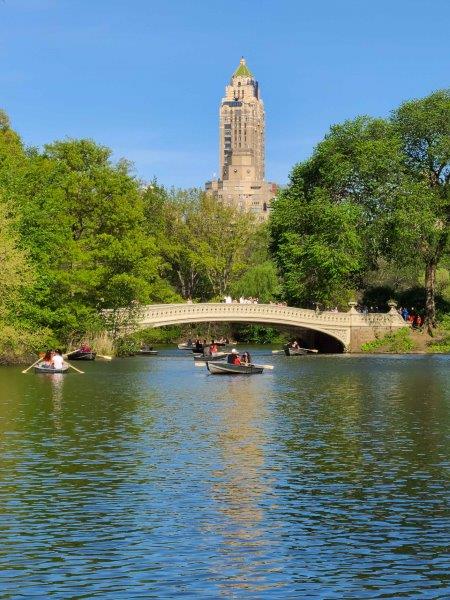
top-left (205, 58), bottom-right (277, 222)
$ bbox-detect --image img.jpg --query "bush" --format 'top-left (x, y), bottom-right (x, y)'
top-left (361, 327), bottom-right (414, 353)
top-left (428, 315), bottom-right (450, 353)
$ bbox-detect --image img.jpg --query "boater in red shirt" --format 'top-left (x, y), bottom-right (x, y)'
top-left (227, 349), bottom-right (241, 365)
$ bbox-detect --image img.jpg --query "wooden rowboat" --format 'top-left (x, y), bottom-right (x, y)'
top-left (67, 349), bottom-right (96, 361)
top-left (138, 349), bottom-right (158, 356)
top-left (35, 363), bottom-right (69, 374)
top-left (193, 352), bottom-right (228, 362)
top-left (178, 341), bottom-right (230, 351)
top-left (177, 343), bottom-right (195, 350)
top-left (207, 361), bottom-right (264, 375)
top-left (283, 345), bottom-right (318, 356)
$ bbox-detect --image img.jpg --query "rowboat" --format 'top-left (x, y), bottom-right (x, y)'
top-left (67, 349), bottom-right (96, 361)
top-left (35, 363), bottom-right (69, 374)
top-left (178, 341), bottom-right (231, 351)
top-left (206, 361), bottom-right (264, 375)
top-left (177, 343), bottom-right (195, 351)
top-left (138, 349), bottom-right (158, 356)
top-left (283, 345), bottom-right (318, 356)
top-left (193, 352), bottom-right (228, 362)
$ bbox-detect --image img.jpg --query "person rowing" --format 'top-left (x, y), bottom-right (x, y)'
top-left (227, 349), bottom-right (241, 365)
top-left (52, 349), bottom-right (65, 370)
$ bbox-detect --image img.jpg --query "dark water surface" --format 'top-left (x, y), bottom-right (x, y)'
top-left (0, 350), bottom-right (449, 598)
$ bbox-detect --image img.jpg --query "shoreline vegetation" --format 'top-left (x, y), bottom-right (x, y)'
top-left (361, 323), bottom-right (450, 354)
top-left (1, 88), bottom-right (449, 364)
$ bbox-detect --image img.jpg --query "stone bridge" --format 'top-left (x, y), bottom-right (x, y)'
top-left (106, 302), bottom-right (406, 352)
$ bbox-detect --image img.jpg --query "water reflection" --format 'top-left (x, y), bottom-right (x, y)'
top-left (50, 373), bottom-right (64, 429)
top-left (207, 376), bottom-right (285, 595)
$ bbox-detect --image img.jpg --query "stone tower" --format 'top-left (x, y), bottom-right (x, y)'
top-left (205, 58), bottom-right (277, 222)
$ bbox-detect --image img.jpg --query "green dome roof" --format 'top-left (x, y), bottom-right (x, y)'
top-left (233, 57), bottom-right (253, 78)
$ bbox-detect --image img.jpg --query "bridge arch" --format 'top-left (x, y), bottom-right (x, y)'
top-left (144, 317), bottom-right (346, 353)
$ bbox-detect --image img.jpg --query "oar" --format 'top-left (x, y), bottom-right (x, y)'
top-left (67, 363), bottom-right (84, 374)
top-left (253, 364), bottom-right (274, 370)
top-left (21, 358), bottom-right (41, 374)
top-left (96, 354), bottom-right (112, 360)
top-left (271, 350), bottom-right (284, 354)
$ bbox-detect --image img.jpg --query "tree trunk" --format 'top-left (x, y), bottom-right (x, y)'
top-left (176, 270), bottom-right (187, 299)
top-left (424, 259), bottom-right (437, 334)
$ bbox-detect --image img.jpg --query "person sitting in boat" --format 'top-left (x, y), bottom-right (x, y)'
top-left (241, 351), bottom-right (251, 365)
top-left (42, 350), bottom-right (53, 367)
top-left (52, 350), bottom-right (64, 370)
top-left (80, 342), bottom-right (91, 353)
top-left (210, 342), bottom-right (218, 353)
top-left (195, 338), bottom-right (203, 352)
top-left (227, 349), bottom-right (241, 365)
top-left (291, 340), bottom-right (299, 349)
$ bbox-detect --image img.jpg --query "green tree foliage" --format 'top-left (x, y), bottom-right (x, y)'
top-left (143, 186), bottom-right (260, 300)
top-left (270, 90), bottom-right (450, 327)
top-left (389, 91), bottom-right (450, 329)
top-left (231, 261), bottom-right (280, 303)
top-left (0, 119), bottom-right (179, 356)
top-left (0, 200), bottom-right (32, 320)
top-left (270, 180), bottom-right (366, 308)
top-left (231, 224), bottom-right (281, 302)
top-left (0, 198), bottom-right (51, 362)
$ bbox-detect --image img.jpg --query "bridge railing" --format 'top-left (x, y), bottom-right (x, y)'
top-left (133, 303), bottom-right (404, 327)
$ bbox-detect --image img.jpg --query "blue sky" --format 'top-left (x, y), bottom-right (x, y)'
top-left (1, 0), bottom-right (449, 187)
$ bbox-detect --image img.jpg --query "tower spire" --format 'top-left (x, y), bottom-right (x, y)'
top-left (233, 56), bottom-right (253, 78)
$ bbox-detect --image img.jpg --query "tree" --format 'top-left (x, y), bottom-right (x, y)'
top-left (270, 183), bottom-right (366, 307)
top-left (231, 261), bottom-right (280, 303)
top-left (0, 197), bottom-right (51, 362)
top-left (390, 90), bottom-right (450, 330)
top-left (143, 188), bottom-right (257, 300)
top-left (0, 200), bottom-right (32, 320)
top-left (270, 90), bottom-right (450, 328)
top-left (192, 195), bottom-right (256, 298)
top-left (11, 138), bottom-right (176, 343)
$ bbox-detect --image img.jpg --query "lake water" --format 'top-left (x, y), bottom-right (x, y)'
top-left (0, 349), bottom-right (449, 598)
